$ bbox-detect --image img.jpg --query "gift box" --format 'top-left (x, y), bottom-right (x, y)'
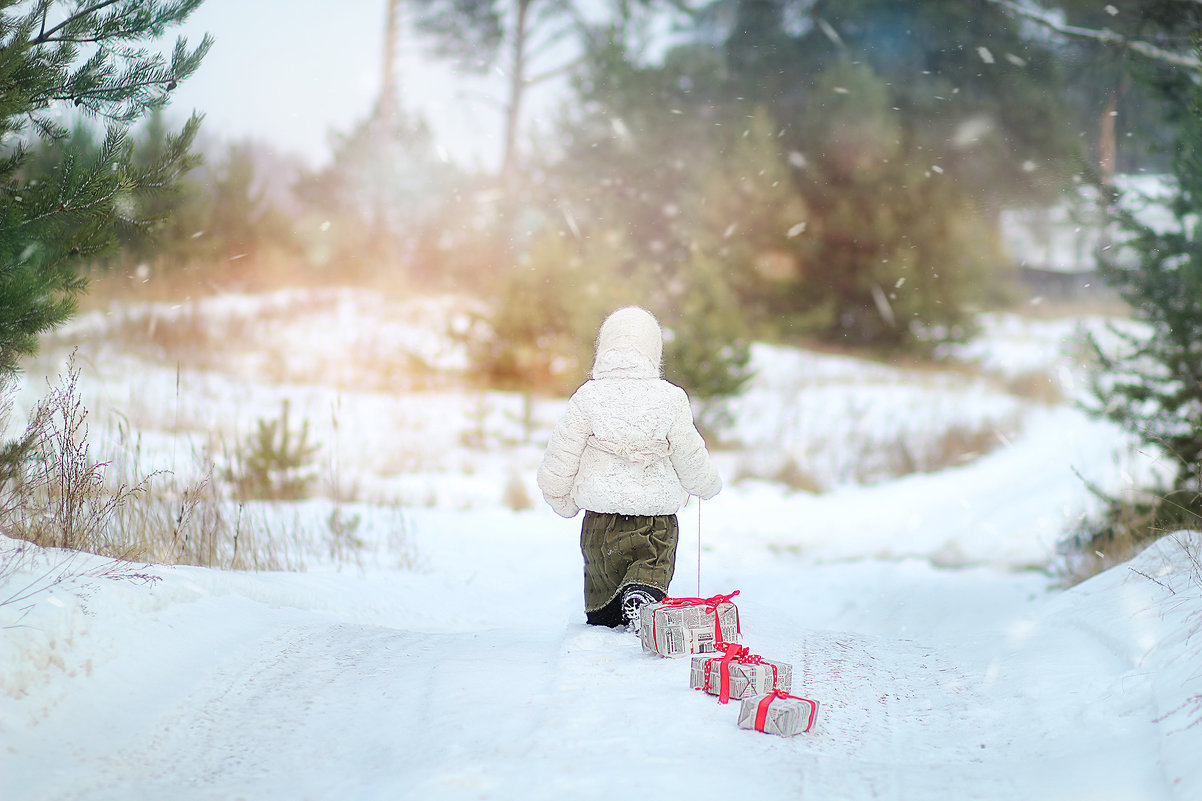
top-left (737, 689), bottom-right (819, 737)
top-left (690, 644), bottom-right (793, 703)
top-left (639, 591), bottom-right (741, 658)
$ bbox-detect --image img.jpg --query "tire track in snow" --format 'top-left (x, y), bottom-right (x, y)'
top-left (780, 627), bottom-right (1171, 801)
top-left (786, 630), bottom-right (1008, 799)
top-left (48, 621), bottom-right (566, 801)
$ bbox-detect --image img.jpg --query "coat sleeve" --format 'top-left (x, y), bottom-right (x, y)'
top-left (666, 392), bottom-right (722, 500)
top-left (537, 394), bottom-right (590, 518)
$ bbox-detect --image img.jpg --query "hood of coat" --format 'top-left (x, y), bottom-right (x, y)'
top-left (591, 306), bottom-right (663, 380)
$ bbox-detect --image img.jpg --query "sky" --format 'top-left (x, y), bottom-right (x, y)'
top-left (164, 0), bottom-right (526, 170)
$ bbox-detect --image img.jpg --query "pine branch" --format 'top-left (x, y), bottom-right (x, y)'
top-left (34, 4), bottom-right (205, 46)
top-left (31, 0), bottom-right (123, 45)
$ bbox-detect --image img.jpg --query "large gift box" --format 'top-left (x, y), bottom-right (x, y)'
top-left (690, 644), bottom-right (793, 703)
top-left (639, 591), bottom-right (741, 658)
top-left (737, 689), bottom-right (819, 736)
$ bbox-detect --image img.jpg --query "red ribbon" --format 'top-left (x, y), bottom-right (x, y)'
top-left (701, 642), bottom-right (749, 704)
top-left (655, 590), bottom-right (741, 649)
top-left (699, 642), bottom-right (790, 705)
top-left (753, 689), bottom-right (819, 734)
top-left (736, 651), bottom-right (780, 691)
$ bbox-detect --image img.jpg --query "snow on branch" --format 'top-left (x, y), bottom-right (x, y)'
top-left (985, 0), bottom-right (1202, 71)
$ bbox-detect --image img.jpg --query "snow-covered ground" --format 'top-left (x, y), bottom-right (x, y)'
top-left (2, 291), bottom-right (1198, 800)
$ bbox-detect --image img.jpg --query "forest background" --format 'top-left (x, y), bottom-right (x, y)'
top-left (3, 0), bottom-right (1202, 562)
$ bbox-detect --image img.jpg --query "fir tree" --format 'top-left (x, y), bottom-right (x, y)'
top-left (1088, 41), bottom-right (1202, 538)
top-left (0, 1), bottom-right (210, 373)
top-left (228, 400), bottom-right (320, 501)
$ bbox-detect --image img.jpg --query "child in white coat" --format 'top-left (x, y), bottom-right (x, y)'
top-left (537, 307), bottom-right (723, 628)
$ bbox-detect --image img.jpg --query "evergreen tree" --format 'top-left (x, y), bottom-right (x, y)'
top-left (557, 42), bottom-right (1002, 351)
top-left (1088, 40), bottom-right (1202, 538)
top-left (714, 0), bottom-right (1083, 212)
top-left (295, 108), bottom-right (460, 281)
top-left (0, 0), bottom-right (209, 373)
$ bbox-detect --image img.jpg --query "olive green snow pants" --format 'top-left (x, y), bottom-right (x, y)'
top-left (580, 511), bottom-right (679, 615)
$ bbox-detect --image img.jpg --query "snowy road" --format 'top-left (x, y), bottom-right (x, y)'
top-left (4, 512), bottom-right (1192, 801)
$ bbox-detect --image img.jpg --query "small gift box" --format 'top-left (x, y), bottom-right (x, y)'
top-left (690, 643), bottom-right (793, 704)
top-left (737, 689), bottom-right (819, 737)
top-left (639, 591), bottom-right (741, 658)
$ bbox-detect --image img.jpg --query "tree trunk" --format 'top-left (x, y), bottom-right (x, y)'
top-left (379, 0), bottom-right (402, 124)
top-left (1099, 89), bottom-right (1117, 184)
top-left (502, 0), bottom-right (532, 181)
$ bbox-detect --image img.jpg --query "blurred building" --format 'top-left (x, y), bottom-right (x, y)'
top-left (999, 174), bottom-right (1177, 303)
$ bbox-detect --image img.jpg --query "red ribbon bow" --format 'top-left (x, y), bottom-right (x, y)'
top-left (656, 590), bottom-right (741, 648)
top-left (753, 689), bottom-right (819, 734)
top-left (700, 643), bottom-right (784, 704)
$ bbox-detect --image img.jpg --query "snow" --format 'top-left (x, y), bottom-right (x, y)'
top-left (999, 174), bottom-right (1180, 274)
top-left (2, 291), bottom-right (1200, 800)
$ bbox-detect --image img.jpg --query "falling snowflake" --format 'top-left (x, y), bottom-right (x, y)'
top-left (977, 47), bottom-right (995, 64)
top-left (787, 222), bottom-right (807, 238)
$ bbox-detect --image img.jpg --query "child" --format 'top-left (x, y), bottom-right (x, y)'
top-left (537, 306), bottom-right (723, 629)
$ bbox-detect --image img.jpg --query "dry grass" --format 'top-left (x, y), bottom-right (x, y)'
top-left (0, 354), bottom-right (152, 559)
top-left (733, 456), bottom-right (825, 494)
top-left (1057, 499), bottom-right (1153, 585)
top-left (850, 414), bottom-right (1022, 485)
top-left (1002, 369), bottom-right (1065, 405)
top-left (733, 413), bottom-right (1022, 491)
top-left (0, 357), bottom-right (415, 573)
top-left (1057, 477), bottom-right (1202, 587)
top-left (81, 249), bottom-right (426, 314)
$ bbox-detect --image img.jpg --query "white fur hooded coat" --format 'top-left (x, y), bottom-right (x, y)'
top-left (537, 307), bottom-right (723, 518)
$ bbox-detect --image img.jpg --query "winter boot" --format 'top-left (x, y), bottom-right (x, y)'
top-left (620, 586), bottom-right (658, 633)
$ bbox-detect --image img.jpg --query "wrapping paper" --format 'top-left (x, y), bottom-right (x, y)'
top-left (690, 652), bottom-right (792, 702)
top-left (736, 691), bottom-right (819, 737)
top-left (639, 594), bottom-right (740, 657)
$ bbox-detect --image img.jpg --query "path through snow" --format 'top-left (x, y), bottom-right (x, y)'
top-left (4, 511), bottom-right (1194, 801)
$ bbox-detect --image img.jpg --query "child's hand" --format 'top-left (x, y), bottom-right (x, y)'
top-left (547, 496), bottom-right (580, 518)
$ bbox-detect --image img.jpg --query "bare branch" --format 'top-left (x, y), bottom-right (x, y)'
top-left (525, 53), bottom-right (587, 87)
top-left (986, 0), bottom-right (1202, 71)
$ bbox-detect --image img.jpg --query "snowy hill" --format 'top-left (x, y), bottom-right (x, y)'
top-left (1, 290), bottom-right (1198, 800)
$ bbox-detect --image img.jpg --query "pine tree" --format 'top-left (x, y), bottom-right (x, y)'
top-left (228, 400), bottom-right (320, 501)
top-left (0, 1), bottom-right (209, 373)
top-left (1088, 41), bottom-right (1202, 538)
